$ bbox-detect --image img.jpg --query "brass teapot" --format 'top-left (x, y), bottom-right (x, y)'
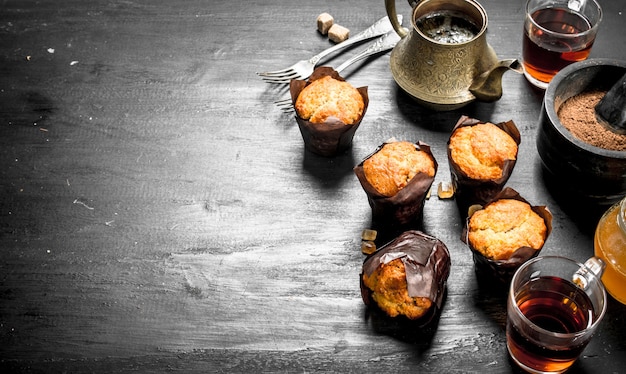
top-left (385, 0), bottom-right (522, 110)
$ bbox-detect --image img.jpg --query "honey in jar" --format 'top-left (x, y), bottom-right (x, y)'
top-left (594, 196), bottom-right (626, 304)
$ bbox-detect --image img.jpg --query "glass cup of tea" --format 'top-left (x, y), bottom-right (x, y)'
top-left (506, 255), bottom-right (607, 374)
top-left (522, 0), bottom-right (602, 89)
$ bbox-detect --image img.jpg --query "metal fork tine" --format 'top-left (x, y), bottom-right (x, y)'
top-left (257, 68), bottom-right (293, 76)
top-left (260, 71), bottom-right (298, 80)
top-left (268, 69), bottom-right (300, 79)
top-left (272, 97), bottom-right (294, 112)
top-left (262, 77), bottom-right (290, 84)
top-left (273, 98), bottom-right (291, 106)
top-left (261, 74), bottom-right (301, 84)
top-left (259, 70), bottom-right (298, 79)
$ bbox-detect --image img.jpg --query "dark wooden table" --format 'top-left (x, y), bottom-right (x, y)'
top-left (1, 0), bottom-right (625, 372)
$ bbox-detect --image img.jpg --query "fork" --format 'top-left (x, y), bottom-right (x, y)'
top-left (274, 30), bottom-right (402, 113)
top-left (258, 14), bottom-right (402, 84)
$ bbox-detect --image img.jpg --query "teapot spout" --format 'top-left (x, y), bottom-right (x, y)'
top-left (469, 59), bottom-right (523, 102)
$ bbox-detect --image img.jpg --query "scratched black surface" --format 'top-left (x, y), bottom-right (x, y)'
top-left (1, 0), bottom-right (625, 373)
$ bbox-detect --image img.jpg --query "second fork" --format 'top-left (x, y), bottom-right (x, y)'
top-left (258, 15), bottom-right (402, 84)
top-left (274, 30), bottom-right (402, 113)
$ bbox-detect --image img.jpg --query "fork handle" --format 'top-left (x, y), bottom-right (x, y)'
top-left (309, 15), bottom-right (403, 65)
top-left (335, 31), bottom-right (401, 73)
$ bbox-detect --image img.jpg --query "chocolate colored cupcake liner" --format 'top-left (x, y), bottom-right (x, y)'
top-left (363, 296), bottom-right (443, 343)
top-left (360, 230), bottom-right (451, 327)
top-left (290, 66), bottom-right (369, 157)
top-left (461, 187), bottom-right (553, 286)
top-left (447, 115), bottom-right (521, 214)
top-left (354, 141), bottom-right (437, 234)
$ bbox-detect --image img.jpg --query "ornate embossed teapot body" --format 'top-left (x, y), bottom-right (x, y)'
top-left (385, 0), bottom-right (521, 110)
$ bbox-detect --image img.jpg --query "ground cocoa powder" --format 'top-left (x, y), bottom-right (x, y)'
top-left (557, 90), bottom-right (626, 151)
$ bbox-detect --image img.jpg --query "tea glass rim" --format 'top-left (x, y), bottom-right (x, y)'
top-left (526, 0), bottom-right (603, 39)
top-left (508, 255), bottom-right (608, 339)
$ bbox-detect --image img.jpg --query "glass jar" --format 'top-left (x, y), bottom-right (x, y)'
top-left (594, 196), bottom-right (626, 305)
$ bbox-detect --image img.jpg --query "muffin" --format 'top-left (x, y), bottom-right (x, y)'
top-left (354, 140), bottom-right (437, 236)
top-left (295, 75), bottom-right (364, 124)
top-left (360, 230), bottom-right (451, 324)
top-left (447, 115), bottom-right (521, 213)
top-left (290, 67), bottom-right (368, 156)
top-left (462, 187), bottom-right (553, 285)
top-left (363, 141), bottom-right (436, 197)
top-left (468, 198), bottom-right (547, 260)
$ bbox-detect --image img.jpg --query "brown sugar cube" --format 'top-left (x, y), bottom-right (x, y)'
top-left (317, 13), bottom-right (334, 35)
top-left (361, 240), bottom-right (377, 255)
top-left (361, 229), bottom-right (377, 242)
top-left (437, 181), bottom-right (455, 199)
top-left (328, 24), bottom-right (349, 43)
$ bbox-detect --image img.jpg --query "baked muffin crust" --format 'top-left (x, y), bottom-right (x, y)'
top-left (295, 75), bottom-right (364, 124)
top-left (449, 123), bottom-right (518, 180)
top-left (468, 199), bottom-right (547, 260)
top-left (363, 141), bottom-right (436, 197)
top-left (362, 258), bottom-right (433, 319)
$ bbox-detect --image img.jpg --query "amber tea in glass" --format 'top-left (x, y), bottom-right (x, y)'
top-left (522, 0), bottom-right (602, 89)
top-left (506, 256), bottom-right (606, 374)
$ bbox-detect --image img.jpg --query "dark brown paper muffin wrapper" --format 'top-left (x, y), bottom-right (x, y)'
top-left (360, 230), bottom-right (451, 327)
top-left (290, 66), bottom-right (369, 157)
top-left (447, 115), bottom-right (521, 214)
top-left (461, 187), bottom-right (553, 286)
top-left (354, 141), bottom-right (437, 234)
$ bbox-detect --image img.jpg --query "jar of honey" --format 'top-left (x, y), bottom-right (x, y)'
top-left (594, 196), bottom-right (626, 304)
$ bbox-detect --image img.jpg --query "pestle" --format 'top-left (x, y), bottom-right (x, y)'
top-left (595, 72), bottom-right (626, 135)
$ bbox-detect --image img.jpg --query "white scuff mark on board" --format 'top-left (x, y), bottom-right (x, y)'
top-left (73, 198), bottom-right (94, 210)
